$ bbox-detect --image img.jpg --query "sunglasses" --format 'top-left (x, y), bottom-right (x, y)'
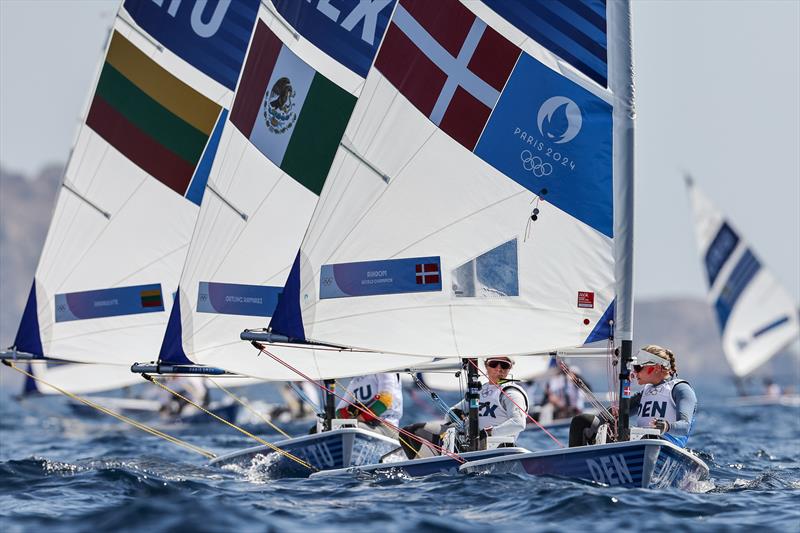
top-left (632, 363), bottom-right (661, 373)
top-left (486, 360), bottom-right (512, 370)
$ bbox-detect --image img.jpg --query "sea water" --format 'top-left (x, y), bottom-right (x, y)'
top-left (1, 382), bottom-right (798, 532)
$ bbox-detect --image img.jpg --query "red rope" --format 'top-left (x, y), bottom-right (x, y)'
top-left (252, 342), bottom-right (466, 463)
top-left (467, 359), bottom-right (564, 448)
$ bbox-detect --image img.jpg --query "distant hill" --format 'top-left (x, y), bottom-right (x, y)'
top-left (0, 164), bottom-right (62, 347)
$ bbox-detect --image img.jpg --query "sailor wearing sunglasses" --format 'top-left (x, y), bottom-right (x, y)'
top-left (568, 345), bottom-right (697, 448)
top-left (399, 356), bottom-right (529, 459)
top-left (629, 345), bottom-right (697, 447)
top-left (449, 356), bottom-right (529, 444)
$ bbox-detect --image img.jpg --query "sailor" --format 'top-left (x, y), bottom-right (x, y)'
top-left (271, 381), bottom-right (321, 422)
top-left (538, 364), bottom-right (587, 421)
top-left (569, 345), bottom-right (697, 448)
top-left (160, 376), bottom-right (210, 416)
top-left (400, 356), bottom-right (529, 459)
top-left (335, 373), bottom-right (403, 439)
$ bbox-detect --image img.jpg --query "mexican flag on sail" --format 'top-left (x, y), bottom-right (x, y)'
top-left (231, 22), bottom-right (356, 196)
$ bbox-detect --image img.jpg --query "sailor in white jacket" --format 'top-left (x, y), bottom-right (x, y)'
top-left (401, 356), bottom-right (528, 458)
top-left (449, 356), bottom-right (529, 441)
top-left (336, 373), bottom-right (403, 439)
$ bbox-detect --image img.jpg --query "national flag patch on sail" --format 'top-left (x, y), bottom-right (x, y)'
top-left (374, 0), bottom-right (521, 151)
top-left (320, 257), bottom-right (442, 299)
top-left (55, 284), bottom-right (165, 322)
top-left (85, 31), bottom-right (222, 198)
top-left (140, 289), bottom-right (163, 308)
top-left (415, 263), bottom-right (440, 285)
top-left (230, 21), bottom-right (357, 196)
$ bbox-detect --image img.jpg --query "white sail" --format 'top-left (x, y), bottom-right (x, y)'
top-left (157, 3), bottom-right (432, 380)
top-left (268, 0), bottom-right (618, 359)
top-left (10, 1), bottom-right (261, 375)
top-left (686, 176), bottom-right (799, 376)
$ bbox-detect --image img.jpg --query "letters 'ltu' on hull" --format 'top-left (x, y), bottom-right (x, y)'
top-left (209, 428), bottom-right (399, 479)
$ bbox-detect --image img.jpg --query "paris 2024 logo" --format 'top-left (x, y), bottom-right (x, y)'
top-left (518, 96), bottom-right (583, 177)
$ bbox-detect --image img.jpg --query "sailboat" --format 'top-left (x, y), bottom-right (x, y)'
top-left (246, 0), bottom-right (709, 489)
top-left (685, 176), bottom-right (800, 404)
top-left (3, 0), bottom-right (261, 417)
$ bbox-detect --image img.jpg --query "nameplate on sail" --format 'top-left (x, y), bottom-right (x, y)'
top-left (55, 284), bottom-right (164, 322)
top-left (320, 257), bottom-right (442, 299)
top-left (123, 0), bottom-right (260, 90)
top-left (271, 0), bottom-right (397, 78)
top-left (197, 282), bottom-right (282, 317)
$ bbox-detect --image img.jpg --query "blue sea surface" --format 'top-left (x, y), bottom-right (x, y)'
top-left (1, 382), bottom-right (798, 532)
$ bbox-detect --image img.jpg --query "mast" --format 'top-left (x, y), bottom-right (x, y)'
top-left (323, 379), bottom-right (336, 431)
top-left (609, 0), bottom-right (636, 441)
top-left (464, 358), bottom-right (480, 451)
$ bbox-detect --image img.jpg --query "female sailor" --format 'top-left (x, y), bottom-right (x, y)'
top-left (400, 356), bottom-right (529, 458)
top-left (569, 345), bottom-right (697, 447)
top-left (335, 373), bottom-right (403, 439)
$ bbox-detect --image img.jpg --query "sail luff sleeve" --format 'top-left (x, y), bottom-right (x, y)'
top-left (609, 0), bottom-right (635, 342)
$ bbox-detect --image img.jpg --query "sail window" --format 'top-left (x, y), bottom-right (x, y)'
top-left (452, 239), bottom-right (519, 297)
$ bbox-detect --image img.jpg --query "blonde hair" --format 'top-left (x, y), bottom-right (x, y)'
top-left (641, 344), bottom-right (677, 376)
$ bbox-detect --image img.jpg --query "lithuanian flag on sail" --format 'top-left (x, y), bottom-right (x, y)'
top-left (86, 31), bottom-right (222, 196)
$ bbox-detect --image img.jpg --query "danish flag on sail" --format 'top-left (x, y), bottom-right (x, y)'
top-left (375, 0), bottom-right (520, 150)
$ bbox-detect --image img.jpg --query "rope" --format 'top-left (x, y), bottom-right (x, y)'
top-left (251, 342), bottom-right (466, 463)
top-left (467, 359), bottom-right (564, 448)
top-left (346, 392), bottom-right (427, 461)
top-left (554, 356), bottom-right (614, 424)
top-left (208, 378), bottom-right (291, 439)
top-left (287, 381), bottom-right (323, 416)
top-left (144, 375), bottom-right (314, 471)
top-left (410, 372), bottom-right (464, 430)
top-left (3, 361), bottom-right (216, 459)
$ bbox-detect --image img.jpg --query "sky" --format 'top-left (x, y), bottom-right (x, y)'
top-left (0, 0), bottom-right (798, 302)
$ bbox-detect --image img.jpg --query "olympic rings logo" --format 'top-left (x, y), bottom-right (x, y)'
top-left (520, 150), bottom-right (553, 177)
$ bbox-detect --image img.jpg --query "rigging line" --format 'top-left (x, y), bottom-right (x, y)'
top-left (287, 382), bottom-right (323, 417)
top-left (338, 378), bottom-right (429, 460)
top-left (410, 373), bottom-right (464, 429)
top-left (348, 393), bottom-right (423, 460)
top-left (3, 361), bottom-right (216, 459)
top-left (467, 359), bottom-right (564, 448)
top-left (143, 375), bottom-right (314, 471)
top-left (555, 356), bottom-right (613, 422)
top-left (253, 342), bottom-right (466, 463)
top-left (208, 378), bottom-right (291, 439)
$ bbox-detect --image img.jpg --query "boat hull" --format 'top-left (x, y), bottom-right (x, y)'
top-left (209, 428), bottom-right (399, 478)
top-left (460, 440), bottom-right (709, 490)
top-left (310, 447), bottom-right (530, 479)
